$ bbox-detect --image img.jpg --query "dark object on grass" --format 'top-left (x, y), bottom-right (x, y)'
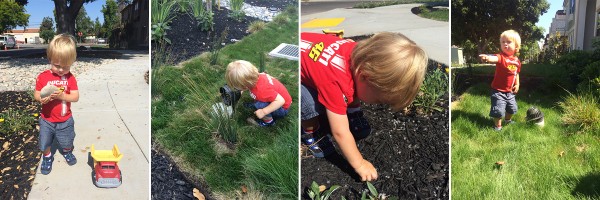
top-left (526, 107), bottom-right (545, 126)
top-left (220, 84), bottom-right (241, 106)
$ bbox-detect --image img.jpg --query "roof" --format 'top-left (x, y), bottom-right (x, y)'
top-left (5, 28), bottom-right (41, 34)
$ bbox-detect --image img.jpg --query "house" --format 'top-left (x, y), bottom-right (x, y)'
top-left (3, 28), bottom-right (42, 44)
top-left (563, 0), bottom-right (600, 51)
top-left (111, 0), bottom-right (148, 49)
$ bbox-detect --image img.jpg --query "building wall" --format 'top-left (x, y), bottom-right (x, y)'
top-left (583, 0), bottom-right (596, 50)
top-left (549, 11), bottom-right (567, 37)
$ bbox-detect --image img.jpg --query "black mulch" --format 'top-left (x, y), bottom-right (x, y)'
top-left (300, 35), bottom-right (449, 199)
top-left (152, 7), bottom-right (256, 65)
top-left (151, 141), bottom-right (214, 200)
top-left (0, 91), bottom-right (41, 199)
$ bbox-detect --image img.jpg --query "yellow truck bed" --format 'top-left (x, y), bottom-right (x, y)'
top-left (91, 144), bottom-right (123, 163)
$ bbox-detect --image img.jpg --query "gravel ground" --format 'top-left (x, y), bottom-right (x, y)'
top-left (0, 58), bottom-right (115, 92)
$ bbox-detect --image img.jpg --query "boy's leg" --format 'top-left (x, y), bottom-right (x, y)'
top-left (55, 116), bottom-right (77, 165)
top-left (38, 118), bottom-right (55, 175)
top-left (253, 101), bottom-right (276, 126)
top-left (301, 84), bottom-right (333, 157)
top-left (504, 93), bottom-right (518, 124)
top-left (490, 90), bottom-right (507, 130)
top-left (347, 101), bottom-right (371, 141)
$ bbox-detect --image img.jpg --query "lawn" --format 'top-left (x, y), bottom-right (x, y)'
top-left (151, 6), bottom-right (299, 199)
top-left (451, 64), bottom-right (600, 199)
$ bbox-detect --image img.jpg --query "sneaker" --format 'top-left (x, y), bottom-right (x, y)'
top-left (63, 151), bottom-right (77, 166)
top-left (256, 119), bottom-right (275, 127)
top-left (40, 155), bottom-right (54, 175)
top-left (504, 119), bottom-right (515, 125)
top-left (347, 111), bottom-right (371, 140)
top-left (494, 126), bottom-right (502, 131)
top-left (301, 130), bottom-right (334, 158)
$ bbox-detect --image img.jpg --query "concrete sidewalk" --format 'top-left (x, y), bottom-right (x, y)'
top-left (301, 4), bottom-right (449, 65)
top-left (28, 52), bottom-right (149, 199)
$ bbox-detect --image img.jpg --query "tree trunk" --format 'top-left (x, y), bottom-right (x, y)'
top-left (54, 0), bottom-right (84, 36)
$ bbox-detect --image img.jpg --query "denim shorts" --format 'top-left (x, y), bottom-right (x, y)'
top-left (39, 116), bottom-right (76, 152)
top-left (489, 89), bottom-right (518, 118)
top-left (301, 84), bottom-right (325, 121)
top-left (254, 101), bottom-right (288, 118)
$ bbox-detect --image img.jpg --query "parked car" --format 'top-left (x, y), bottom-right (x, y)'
top-left (0, 35), bottom-right (16, 49)
top-left (97, 38), bottom-right (106, 44)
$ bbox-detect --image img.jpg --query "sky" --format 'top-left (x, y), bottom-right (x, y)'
top-left (20, 0), bottom-right (107, 29)
top-left (536, 0), bottom-right (566, 36)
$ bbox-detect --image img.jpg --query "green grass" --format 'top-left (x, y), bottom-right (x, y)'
top-left (452, 82), bottom-right (600, 199)
top-left (416, 6), bottom-right (448, 21)
top-left (152, 6), bottom-right (298, 199)
top-left (352, 0), bottom-right (447, 9)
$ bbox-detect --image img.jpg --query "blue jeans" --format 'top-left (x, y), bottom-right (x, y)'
top-left (254, 101), bottom-right (288, 118)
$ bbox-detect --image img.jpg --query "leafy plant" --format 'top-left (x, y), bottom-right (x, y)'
top-left (177, 0), bottom-right (191, 13)
top-left (414, 67), bottom-right (448, 113)
top-left (229, 0), bottom-right (245, 22)
top-left (151, 0), bottom-right (176, 44)
top-left (151, 22), bottom-right (172, 44)
top-left (198, 11), bottom-right (214, 32)
top-left (307, 181), bottom-right (340, 200)
top-left (190, 0), bottom-right (204, 18)
top-left (0, 109), bottom-right (35, 135)
top-left (247, 21), bottom-right (266, 34)
top-left (557, 91), bottom-right (600, 132)
top-left (273, 13), bottom-right (289, 25)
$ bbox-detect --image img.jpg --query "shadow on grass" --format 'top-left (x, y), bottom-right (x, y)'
top-left (567, 172), bottom-right (600, 198)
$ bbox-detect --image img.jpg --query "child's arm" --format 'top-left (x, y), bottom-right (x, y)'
top-left (479, 54), bottom-right (499, 63)
top-left (326, 109), bottom-right (378, 181)
top-left (255, 94), bottom-right (285, 119)
top-left (512, 73), bottom-right (520, 94)
top-left (55, 90), bottom-right (79, 102)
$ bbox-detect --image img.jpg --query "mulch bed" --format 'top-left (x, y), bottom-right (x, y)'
top-left (0, 91), bottom-right (41, 199)
top-left (152, 7), bottom-right (254, 65)
top-left (300, 35), bottom-right (449, 199)
top-left (151, 141), bottom-right (214, 200)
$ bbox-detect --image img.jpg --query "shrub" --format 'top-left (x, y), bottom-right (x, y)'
top-left (0, 109), bottom-right (35, 135)
top-left (190, 0), bottom-right (204, 18)
top-left (151, 0), bottom-right (176, 44)
top-left (557, 92), bottom-right (600, 132)
top-left (247, 21), bottom-right (266, 34)
top-left (556, 50), bottom-right (592, 85)
top-left (307, 181), bottom-right (340, 200)
top-left (198, 11), bottom-right (214, 32)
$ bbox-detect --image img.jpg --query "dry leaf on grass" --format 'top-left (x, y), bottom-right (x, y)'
top-left (495, 161), bottom-right (505, 165)
top-left (576, 144), bottom-right (587, 152)
top-left (193, 188), bottom-right (205, 200)
top-left (559, 151), bottom-right (565, 157)
top-left (241, 185), bottom-right (247, 194)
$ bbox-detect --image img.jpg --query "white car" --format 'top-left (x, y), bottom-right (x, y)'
top-left (0, 35), bottom-right (16, 49)
top-left (97, 38), bottom-right (106, 43)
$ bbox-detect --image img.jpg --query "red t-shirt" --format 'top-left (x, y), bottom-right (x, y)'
top-left (249, 73), bottom-right (292, 110)
top-left (35, 70), bottom-right (78, 122)
top-left (300, 32), bottom-right (356, 115)
top-left (491, 53), bottom-right (521, 92)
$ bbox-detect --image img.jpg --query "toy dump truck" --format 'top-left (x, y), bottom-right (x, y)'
top-left (91, 144), bottom-right (123, 188)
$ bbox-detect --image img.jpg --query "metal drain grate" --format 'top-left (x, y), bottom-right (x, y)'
top-left (268, 43), bottom-right (299, 61)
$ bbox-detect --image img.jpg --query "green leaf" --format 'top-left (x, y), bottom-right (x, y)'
top-left (311, 181), bottom-right (321, 199)
top-left (367, 181), bottom-right (378, 197)
top-left (322, 185), bottom-right (340, 200)
top-left (361, 190), bottom-right (367, 200)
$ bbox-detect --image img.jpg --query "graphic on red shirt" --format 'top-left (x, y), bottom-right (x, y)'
top-left (300, 32), bottom-right (356, 115)
top-left (491, 53), bottom-right (521, 92)
top-left (35, 70), bottom-right (78, 122)
top-left (249, 73), bottom-right (292, 110)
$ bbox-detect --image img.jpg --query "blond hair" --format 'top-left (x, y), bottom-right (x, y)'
top-left (500, 30), bottom-right (521, 53)
top-left (47, 34), bottom-right (77, 66)
top-left (225, 60), bottom-right (259, 90)
top-left (351, 32), bottom-right (428, 110)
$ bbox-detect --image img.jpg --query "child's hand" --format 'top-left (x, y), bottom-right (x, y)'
top-left (512, 84), bottom-right (520, 94)
top-left (479, 54), bottom-right (489, 62)
top-left (255, 109), bottom-right (267, 119)
top-left (354, 159), bottom-right (378, 182)
top-left (50, 90), bottom-right (64, 100)
top-left (40, 96), bottom-right (52, 104)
